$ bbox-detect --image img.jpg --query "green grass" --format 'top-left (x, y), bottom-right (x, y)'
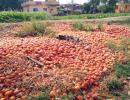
top-left (0, 12), bottom-right (130, 23)
top-left (73, 22), bottom-right (84, 30)
top-left (107, 79), bottom-right (124, 92)
top-left (52, 13), bottom-right (130, 20)
top-left (16, 21), bottom-right (55, 37)
top-left (115, 61), bottom-right (130, 78)
top-left (0, 11), bottom-right (51, 22)
top-left (28, 92), bottom-right (49, 100)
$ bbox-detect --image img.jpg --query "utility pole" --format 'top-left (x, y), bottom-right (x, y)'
top-left (71, 0), bottom-right (74, 14)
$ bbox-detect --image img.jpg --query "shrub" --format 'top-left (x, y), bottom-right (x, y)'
top-left (106, 40), bottom-right (117, 51)
top-left (97, 23), bottom-right (104, 31)
top-left (28, 92), bottom-right (49, 100)
top-left (84, 23), bottom-right (94, 31)
top-left (0, 24), bottom-right (4, 30)
top-left (73, 22), bottom-right (94, 31)
top-left (115, 62), bottom-right (130, 78)
top-left (0, 11), bottom-right (51, 22)
top-left (16, 21), bottom-right (55, 37)
top-left (52, 13), bottom-right (130, 20)
top-left (73, 22), bottom-right (84, 30)
top-left (107, 79), bottom-right (124, 92)
top-left (61, 92), bottom-right (74, 100)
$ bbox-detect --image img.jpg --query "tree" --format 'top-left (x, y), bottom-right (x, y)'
top-left (83, 0), bottom-right (100, 13)
top-left (0, 0), bottom-right (22, 11)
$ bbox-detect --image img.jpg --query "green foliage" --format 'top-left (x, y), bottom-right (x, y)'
top-left (28, 92), bottom-right (49, 100)
top-left (106, 40), bottom-right (117, 51)
top-left (83, 0), bottom-right (118, 13)
top-left (97, 23), bottom-right (104, 31)
top-left (73, 22), bottom-right (84, 30)
top-left (16, 21), bottom-right (55, 37)
top-left (0, 24), bottom-right (4, 30)
top-left (0, 11), bottom-right (51, 22)
top-left (106, 38), bottom-right (130, 59)
top-left (107, 79), bottom-right (124, 92)
top-left (73, 22), bottom-right (94, 31)
top-left (115, 61), bottom-right (130, 78)
top-left (0, 12), bottom-right (130, 22)
top-left (52, 13), bottom-right (130, 20)
top-left (61, 92), bottom-right (75, 100)
top-left (0, 0), bottom-right (21, 11)
top-left (84, 23), bottom-right (94, 31)
top-left (73, 22), bottom-right (105, 31)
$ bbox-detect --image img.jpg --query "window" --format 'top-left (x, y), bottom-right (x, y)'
top-left (43, 8), bottom-right (47, 11)
top-left (33, 8), bottom-right (39, 12)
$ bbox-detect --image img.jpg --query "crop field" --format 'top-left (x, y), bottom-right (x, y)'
top-left (0, 21), bottom-right (130, 100)
top-left (0, 12), bottom-right (130, 22)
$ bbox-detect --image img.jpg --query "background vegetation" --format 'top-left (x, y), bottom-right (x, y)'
top-left (0, 12), bottom-right (130, 23)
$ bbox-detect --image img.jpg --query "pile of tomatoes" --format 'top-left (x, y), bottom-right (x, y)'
top-left (105, 25), bottom-right (130, 36)
top-left (0, 23), bottom-right (127, 99)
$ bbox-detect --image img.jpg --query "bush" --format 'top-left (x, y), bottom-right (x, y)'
top-left (115, 62), bottom-right (130, 78)
top-left (28, 92), bottom-right (49, 100)
top-left (73, 22), bottom-right (94, 31)
top-left (107, 79), bottom-right (124, 92)
top-left (97, 23), bottom-right (104, 31)
top-left (52, 13), bottom-right (130, 20)
top-left (73, 22), bottom-right (84, 30)
top-left (0, 24), bottom-right (4, 30)
top-left (0, 11), bottom-right (51, 22)
top-left (16, 21), bottom-right (55, 37)
top-left (84, 23), bottom-right (94, 31)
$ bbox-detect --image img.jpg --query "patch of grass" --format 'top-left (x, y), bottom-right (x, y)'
top-left (73, 22), bottom-right (94, 31)
top-left (52, 13), bottom-right (130, 20)
top-left (28, 92), bottom-right (49, 100)
top-left (97, 23), bottom-right (104, 31)
top-left (73, 22), bottom-right (84, 30)
top-left (0, 24), bottom-right (4, 30)
top-left (115, 61), bottom-right (130, 78)
top-left (107, 79), bottom-right (124, 92)
top-left (16, 21), bottom-right (55, 37)
top-left (84, 23), bottom-right (94, 31)
top-left (106, 37), bottom-right (130, 53)
top-left (0, 11), bottom-right (51, 22)
top-left (106, 40), bottom-right (117, 51)
top-left (61, 92), bottom-right (75, 100)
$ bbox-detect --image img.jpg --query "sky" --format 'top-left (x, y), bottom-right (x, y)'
top-left (34, 0), bottom-right (88, 4)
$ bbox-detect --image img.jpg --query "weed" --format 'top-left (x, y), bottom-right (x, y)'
top-left (115, 61), bottom-right (130, 78)
top-left (0, 24), bottom-right (4, 30)
top-left (73, 22), bottom-right (94, 31)
top-left (106, 40), bottom-right (117, 51)
top-left (73, 22), bottom-right (84, 30)
top-left (16, 21), bottom-right (55, 37)
top-left (28, 92), bottom-right (49, 100)
top-left (84, 23), bottom-right (94, 31)
top-left (107, 79), bottom-right (124, 92)
top-left (61, 92), bottom-right (75, 100)
top-left (106, 37), bottom-right (130, 56)
top-left (97, 23), bottom-right (104, 31)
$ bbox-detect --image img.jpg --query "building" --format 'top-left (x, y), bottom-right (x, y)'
top-left (20, 0), bottom-right (59, 15)
top-left (115, 0), bottom-right (130, 13)
top-left (58, 4), bottom-right (83, 15)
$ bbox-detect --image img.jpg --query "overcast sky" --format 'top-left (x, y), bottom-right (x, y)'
top-left (35, 0), bottom-right (88, 4)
